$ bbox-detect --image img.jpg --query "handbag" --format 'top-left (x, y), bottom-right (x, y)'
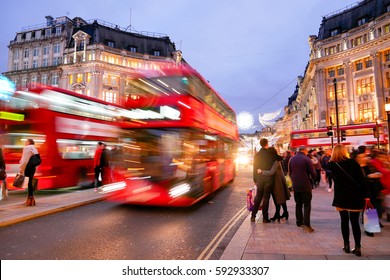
top-left (0, 168), bottom-right (6, 181)
top-left (21, 176), bottom-right (29, 189)
top-left (13, 173), bottom-right (25, 188)
top-left (363, 199), bottom-right (381, 233)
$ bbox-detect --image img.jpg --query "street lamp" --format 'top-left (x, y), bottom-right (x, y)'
top-left (385, 98), bottom-right (390, 151)
top-left (333, 78), bottom-right (340, 144)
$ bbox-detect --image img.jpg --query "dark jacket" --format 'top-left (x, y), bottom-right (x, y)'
top-left (288, 151), bottom-right (316, 192)
top-left (321, 155), bottom-right (331, 173)
top-left (328, 159), bottom-right (369, 210)
top-left (262, 161), bottom-right (291, 205)
top-left (253, 148), bottom-right (276, 183)
top-left (0, 148), bottom-right (5, 170)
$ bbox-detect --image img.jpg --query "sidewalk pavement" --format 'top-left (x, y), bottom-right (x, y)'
top-left (221, 184), bottom-right (390, 260)
top-left (1, 184), bottom-right (389, 260)
top-left (0, 188), bottom-right (104, 227)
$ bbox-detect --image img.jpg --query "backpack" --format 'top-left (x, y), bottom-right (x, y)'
top-left (29, 154), bottom-right (42, 167)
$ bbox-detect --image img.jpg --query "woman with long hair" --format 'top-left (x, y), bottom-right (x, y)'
top-left (328, 144), bottom-right (369, 256)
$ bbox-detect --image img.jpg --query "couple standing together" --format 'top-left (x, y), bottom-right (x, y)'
top-left (250, 138), bottom-right (291, 223)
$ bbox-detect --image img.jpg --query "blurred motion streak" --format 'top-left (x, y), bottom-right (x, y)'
top-left (0, 84), bottom-right (124, 190)
top-left (0, 65), bottom-right (239, 207)
top-left (106, 65), bottom-right (239, 207)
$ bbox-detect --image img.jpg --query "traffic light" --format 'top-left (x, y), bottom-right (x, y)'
top-left (341, 130), bottom-right (347, 141)
top-left (326, 125), bottom-right (333, 137)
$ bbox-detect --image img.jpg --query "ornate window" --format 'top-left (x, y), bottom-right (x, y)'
top-left (330, 106), bottom-right (347, 125)
top-left (358, 102), bottom-right (376, 122)
top-left (356, 77), bottom-right (374, 95)
top-left (328, 83), bottom-right (346, 99)
top-left (337, 66), bottom-right (344, 76)
top-left (355, 60), bottom-right (363, 71)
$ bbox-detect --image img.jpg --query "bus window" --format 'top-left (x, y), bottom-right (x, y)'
top-left (56, 139), bottom-right (98, 159)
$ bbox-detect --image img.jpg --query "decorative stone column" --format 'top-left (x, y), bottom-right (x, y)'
top-left (315, 67), bottom-right (327, 126)
top-left (344, 60), bottom-right (355, 123)
top-left (371, 51), bottom-right (384, 119)
top-left (91, 70), bottom-right (102, 99)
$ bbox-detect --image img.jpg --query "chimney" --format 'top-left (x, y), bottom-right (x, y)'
top-left (45, 16), bottom-right (54, 26)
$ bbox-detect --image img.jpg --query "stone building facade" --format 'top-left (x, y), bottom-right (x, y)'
top-left (3, 15), bottom-right (178, 106)
top-left (303, 0), bottom-right (390, 130)
top-left (272, 0), bottom-right (390, 150)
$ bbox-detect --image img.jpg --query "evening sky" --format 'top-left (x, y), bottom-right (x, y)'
top-left (0, 0), bottom-right (357, 132)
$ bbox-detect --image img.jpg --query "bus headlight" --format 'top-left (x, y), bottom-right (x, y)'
top-left (235, 155), bottom-right (250, 165)
top-left (169, 183), bottom-right (191, 198)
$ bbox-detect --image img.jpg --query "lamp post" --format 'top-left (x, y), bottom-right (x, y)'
top-left (385, 99), bottom-right (390, 151)
top-left (333, 78), bottom-right (340, 144)
top-left (375, 119), bottom-right (380, 149)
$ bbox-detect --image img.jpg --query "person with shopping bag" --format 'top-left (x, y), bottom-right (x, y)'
top-left (19, 138), bottom-right (40, 206)
top-left (328, 144), bottom-right (370, 257)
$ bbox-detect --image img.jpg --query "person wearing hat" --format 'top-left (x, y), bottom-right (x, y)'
top-left (288, 146), bottom-right (317, 232)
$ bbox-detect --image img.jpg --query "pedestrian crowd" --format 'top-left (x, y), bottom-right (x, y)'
top-left (250, 139), bottom-right (390, 257)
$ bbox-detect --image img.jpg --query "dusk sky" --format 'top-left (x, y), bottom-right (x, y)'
top-left (0, 0), bottom-right (357, 132)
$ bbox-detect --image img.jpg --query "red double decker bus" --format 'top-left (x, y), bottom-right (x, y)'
top-left (290, 123), bottom-right (388, 149)
top-left (1, 85), bottom-right (123, 190)
top-left (105, 65), bottom-right (239, 206)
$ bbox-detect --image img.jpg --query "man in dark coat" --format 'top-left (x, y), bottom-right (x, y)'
top-left (251, 138), bottom-right (276, 223)
top-left (288, 146), bottom-right (317, 232)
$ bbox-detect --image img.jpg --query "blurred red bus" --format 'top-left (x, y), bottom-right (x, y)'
top-left (290, 123), bottom-right (388, 149)
top-left (104, 65), bottom-right (239, 206)
top-left (1, 85), bottom-right (122, 190)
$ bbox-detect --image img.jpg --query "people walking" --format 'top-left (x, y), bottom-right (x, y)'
top-left (313, 149), bottom-right (322, 187)
top-left (350, 149), bottom-right (381, 237)
top-left (100, 143), bottom-right (110, 185)
top-left (93, 141), bottom-right (104, 191)
top-left (308, 150), bottom-right (319, 188)
top-left (19, 139), bottom-right (40, 206)
top-left (250, 138), bottom-right (276, 223)
top-left (328, 144), bottom-right (369, 257)
top-left (368, 150), bottom-right (389, 228)
top-left (282, 150), bottom-right (292, 176)
top-left (321, 148), bottom-right (333, 192)
top-left (258, 147), bottom-right (290, 222)
top-left (288, 146), bottom-right (317, 232)
top-left (0, 147), bottom-right (8, 200)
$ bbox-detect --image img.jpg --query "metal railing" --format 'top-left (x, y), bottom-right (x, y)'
top-left (19, 17), bottom-right (168, 39)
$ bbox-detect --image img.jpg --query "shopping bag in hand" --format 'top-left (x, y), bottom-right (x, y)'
top-left (21, 176), bottom-right (29, 189)
top-left (246, 185), bottom-right (262, 211)
top-left (13, 173), bottom-right (25, 188)
top-left (363, 200), bottom-right (381, 233)
top-left (246, 186), bottom-right (256, 211)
